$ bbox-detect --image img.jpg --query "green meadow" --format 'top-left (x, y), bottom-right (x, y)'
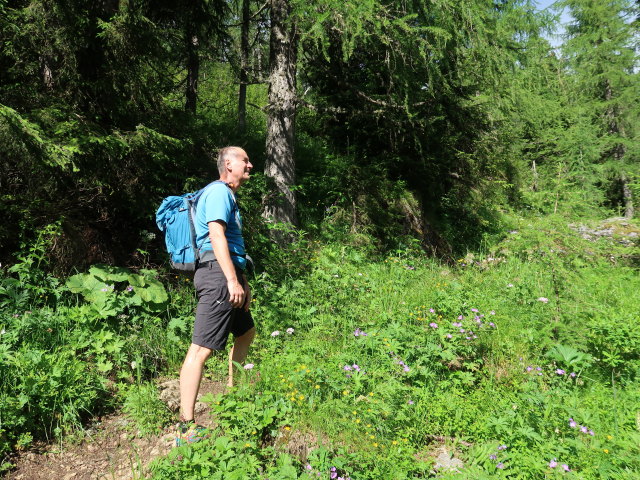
top-left (2, 215), bottom-right (639, 478)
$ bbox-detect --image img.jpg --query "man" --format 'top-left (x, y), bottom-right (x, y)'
top-left (177, 146), bottom-right (256, 445)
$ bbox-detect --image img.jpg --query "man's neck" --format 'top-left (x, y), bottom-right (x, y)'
top-left (218, 177), bottom-right (239, 193)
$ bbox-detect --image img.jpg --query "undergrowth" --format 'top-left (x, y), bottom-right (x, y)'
top-left (1, 214), bottom-right (639, 479)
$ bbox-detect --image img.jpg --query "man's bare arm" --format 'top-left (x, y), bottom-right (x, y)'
top-left (208, 221), bottom-right (245, 308)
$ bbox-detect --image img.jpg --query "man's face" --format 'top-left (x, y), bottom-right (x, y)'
top-left (227, 148), bottom-right (253, 185)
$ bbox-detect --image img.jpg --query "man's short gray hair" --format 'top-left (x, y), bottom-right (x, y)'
top-left (217, 146), bottom-right (242, 175)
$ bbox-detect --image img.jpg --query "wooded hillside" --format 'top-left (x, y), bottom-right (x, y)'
top-left (1, 0), bottom-right (637, 270)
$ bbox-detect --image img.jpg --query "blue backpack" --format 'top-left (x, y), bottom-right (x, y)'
top-left (155, 181), bottom-right (226, 272)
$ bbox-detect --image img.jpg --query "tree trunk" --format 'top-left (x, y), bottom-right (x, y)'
top-left (237, 0), bottom-right (250, 134)
top-left (264, 0), bottom-right (298, 228)
top-left (621, 174), bottom-right (634, 219)
top-left (185, 26), bottom-right (199, 114)
top-left (40, 56), bottom-right (54, 89)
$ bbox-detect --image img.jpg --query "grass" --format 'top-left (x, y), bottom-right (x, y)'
top-left (149, 215), bottom-right (640, 479)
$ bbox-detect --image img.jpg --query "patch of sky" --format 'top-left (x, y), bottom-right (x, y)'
top-left (534, 0), bottom-right (573, 48)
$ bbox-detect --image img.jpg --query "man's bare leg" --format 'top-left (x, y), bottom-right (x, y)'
top-left (180, 343), bottom-right (213, 421)
top-left (227, 327), bottom-right (256, 387)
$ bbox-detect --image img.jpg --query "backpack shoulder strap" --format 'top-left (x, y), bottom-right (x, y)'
top-left (193, 180), bottom-right (234, 205)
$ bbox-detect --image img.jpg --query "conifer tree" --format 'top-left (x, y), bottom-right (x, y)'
top-left (561, 0), bottom-right (639, 217)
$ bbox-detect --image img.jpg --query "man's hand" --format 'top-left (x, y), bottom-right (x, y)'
top-left (227, 279), bottom-right (245, 308)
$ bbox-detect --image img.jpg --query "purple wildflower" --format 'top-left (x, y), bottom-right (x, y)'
top-left (496, 463), bottom-right (504, 469)
top-left (403, 365), bottom-right (410, 372)
top-left (489, 454), bottom-right (497, 460)
top-left (286, 327), bottom-right (294, 334)
top-left (457, 315), bottom-right (464, 320)
top-left (497, 445), bottom-right (507, 450)
top-left (569, 418), bottom-right (577, 428)
top-left (562, 464), bottom-right (570, 472)
top-left (471, 308), bottom-right (479, 313)
top-left (490, 310), bottom-right (495, 315)
top-left (549, 459), bottom-right (557, 468)
top-left (429, 308), bottom-right (435, 313)
top-left (526, 366), bottom-right (533, 372)
top-left (343, 365), bottom-right (352, 371)
top-left (489, 322), bottom-right (495, 328)
top-left (429, 322), bottom-right (438, 329)
top-left (580, 426), bottom-right (588, 434)
top-left (408, 400), bottom-right (414, 405)
top-left (126, 286), bottom-right (133, 292)
top-left (570, 372), bottom-right (576, 378)
top-left (538, 297), bottom-right (549, 303)
top-left (556, 369), bottom-right (566, 375)
top-left (352, 364), bottom-right (361, 372)
top-left (446, 334), bottom-right (453, 339)
top-left (588, 429), bottom-right (594, 436)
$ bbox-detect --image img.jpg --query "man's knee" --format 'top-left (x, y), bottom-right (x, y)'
top-left (185, 343), bottom-right (213, 364)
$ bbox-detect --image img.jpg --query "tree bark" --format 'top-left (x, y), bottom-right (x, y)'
top-left (40, 56), bottom-right (54, 89)
top-left (185, 26), bottom-right (199, 114)
top-left (621, 174), bottom-right (634, 219)
top-left (264, 0), bottom-right (298, 228)
top-left (237, 0), bottom-right (250, 134)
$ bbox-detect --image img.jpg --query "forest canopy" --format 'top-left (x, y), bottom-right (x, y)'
top-left (0, 0), bottom-right (638, 270)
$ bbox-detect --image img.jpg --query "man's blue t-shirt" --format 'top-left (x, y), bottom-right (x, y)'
top-left (195, 182), bottom-right (247, 270)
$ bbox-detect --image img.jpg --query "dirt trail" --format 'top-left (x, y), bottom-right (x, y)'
top-left (5, 379), bottom-right (226, 480)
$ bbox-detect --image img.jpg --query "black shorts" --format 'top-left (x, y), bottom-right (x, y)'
top-left (192, 261), bottom-right (254, 351)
